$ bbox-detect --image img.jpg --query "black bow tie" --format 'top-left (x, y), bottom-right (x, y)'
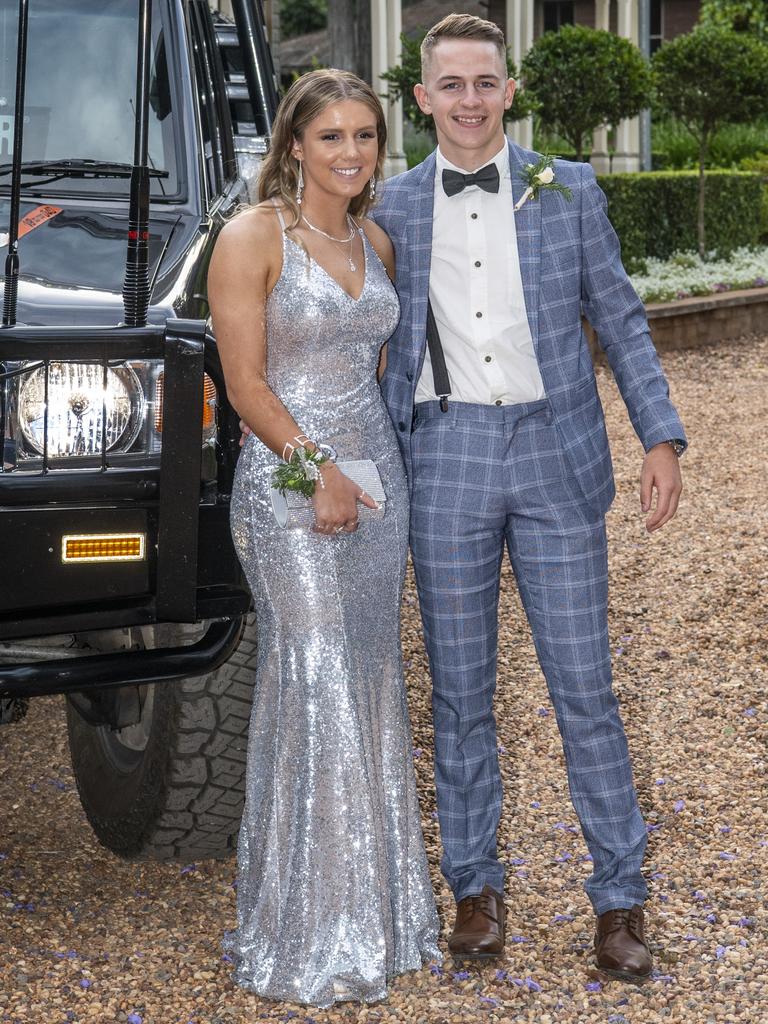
top-left (442, 162), bottom-right (500, 197)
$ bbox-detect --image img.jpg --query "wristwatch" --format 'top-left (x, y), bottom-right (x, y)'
top-left (666, 438), bottom-right (686, 457)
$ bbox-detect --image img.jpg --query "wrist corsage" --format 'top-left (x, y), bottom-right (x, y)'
top-left (271, 440), bottom-right (337, 499)
top-left (514, 155), bottom-right (573, 212)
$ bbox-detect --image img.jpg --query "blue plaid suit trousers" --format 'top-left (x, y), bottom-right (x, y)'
top-left (409, 400), bottom-right (648, 913)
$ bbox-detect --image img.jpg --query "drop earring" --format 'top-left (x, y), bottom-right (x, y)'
top-left (296, 160), bottom-right (304, 205)
top-left (369, 175), bottom-right (376, 199)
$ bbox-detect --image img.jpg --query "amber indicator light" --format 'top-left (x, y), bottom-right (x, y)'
top-left (62, 533), bottom-right (146, 564)
top-left (155, 372), bottom-right (216, 432)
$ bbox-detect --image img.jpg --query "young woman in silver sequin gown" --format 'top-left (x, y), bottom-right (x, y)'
top-left (207, 71), bottom-right (440, 1009)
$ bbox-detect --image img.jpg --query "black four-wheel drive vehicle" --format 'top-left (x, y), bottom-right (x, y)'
top-left (0, 0), bottom-right (278, 860)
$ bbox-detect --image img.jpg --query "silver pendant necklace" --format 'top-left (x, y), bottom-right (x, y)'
top-left (301, 212), bottom-right (358, 272)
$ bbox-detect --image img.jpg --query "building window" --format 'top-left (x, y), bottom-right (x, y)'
top-left (543, 1), bottom-right (575, 33)
top-left (650, 0), bottom-right (663, 53)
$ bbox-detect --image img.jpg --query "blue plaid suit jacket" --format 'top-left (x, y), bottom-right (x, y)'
top-left (371, 140), bottom-right (687, 515)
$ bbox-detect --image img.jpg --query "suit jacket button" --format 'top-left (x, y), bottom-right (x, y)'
top-left (398, 421), bottom-right (407, 431)
top-left (406, 370), bottom-right (413, 382)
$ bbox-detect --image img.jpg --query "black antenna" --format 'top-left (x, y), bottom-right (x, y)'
top-left (122, 0), bottom-right (152, 327)
top-left (2, 0), bottom-right (30, 329)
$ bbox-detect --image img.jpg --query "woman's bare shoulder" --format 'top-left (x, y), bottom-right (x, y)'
top-left (211, 202), bottom-right (286, 286)
top-left (361, 218), bottom-right (395, 277)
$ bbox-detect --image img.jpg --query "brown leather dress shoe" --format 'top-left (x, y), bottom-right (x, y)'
top-left (448, 884), bottom-right (506, 960)
top-left (594, 905), bottom-right (653, 981)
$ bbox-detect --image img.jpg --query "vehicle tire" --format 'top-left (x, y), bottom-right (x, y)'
top-left (65, 615), bottom-right (256, 861)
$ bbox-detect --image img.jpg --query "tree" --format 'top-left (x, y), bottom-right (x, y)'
top-left (280, 0), bottom-right (327, 40)
top-left (328, 0), bottom-right (371, 84)
top-left (699, 0), bottom-right (768, 41)
top-left (652, 26), bottom-right (768, 254)
top-left (520, 26), bottom-right (651, 162)
top-left (382, 32), bottom-right (532, 139)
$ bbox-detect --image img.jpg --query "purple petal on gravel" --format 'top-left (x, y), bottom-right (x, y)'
top-left (651, 972), bottom-right (675, 983)
top-left (412, 748), bottom-right (423, 759)
top-left (430, 963), bottom-right (443, 976)
top-left (716, 945), bottom-right (729, 959)
top-left (580, 853), bottom-right (593, 862)
top-left (525, 977), bottom-right (542, 992)
top-left (495, 969), bottom-right (507, 981)
top-left (537, 707), bottom-right (550, 716)
top-left (737, 917), bottom-right (752, 927)
top-left (646, 823), bottom-right (662, 832)
top-left (221, 953), bottom-right (234, 963)
top-left (674, 800), bottom-right (685, 812)
top-left (509, 857), bottom-right (526, 865)
top-left (453, 970), bottom-right (470, 981)
top-left (127, 1016), bottom-right (143, 1024)
top-left (706, 913), bottom-right (717, 924)
top-left (719, 852), bottom-right (736, 860)
top-left (530, 801), bottom-right (540, 808)
top-left (553, 913), bottom-right (575, 923)
top-left (655, 778), bottom-right (666, 785)
top-left (555, 852), bottom-right (572, 862)
top-left (479, 995), bottom-right (500, 1006)
top-left (720, 826), bottom-right (731, 833)
top-left (79, 978), bottom-right (91, 989)
top-left (585, 981), bottom-right (602, 991)
top-left (743, 708), bottom-right (756, 717)
top-left (693, 890), bottom-right (707, 901)
top-left (511, 935), bottom-right (530, 943)
top-left (180, 864), bottom-right (197, 874)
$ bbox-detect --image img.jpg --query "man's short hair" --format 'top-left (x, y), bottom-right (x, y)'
top-left (420, 13), bottom-right (507, 80)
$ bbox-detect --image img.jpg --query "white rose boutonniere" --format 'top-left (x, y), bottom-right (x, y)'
top-left (514, 155), bottom-right (573, 212)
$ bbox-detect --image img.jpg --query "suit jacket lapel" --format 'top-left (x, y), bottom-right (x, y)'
top-left (406, 151), bottom-right (436, 355)
top-left (508, 139), bottom-right (542, 355)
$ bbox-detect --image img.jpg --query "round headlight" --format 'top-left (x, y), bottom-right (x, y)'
top-left (19, 362), bottom-right (145, 458)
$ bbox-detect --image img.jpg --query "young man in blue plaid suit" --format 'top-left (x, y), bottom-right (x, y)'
top-left (372, 13), bottom-right (686, 977)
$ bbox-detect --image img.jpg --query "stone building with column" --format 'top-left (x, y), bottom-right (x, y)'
top-left (214, 0), bottom-right (701, 173)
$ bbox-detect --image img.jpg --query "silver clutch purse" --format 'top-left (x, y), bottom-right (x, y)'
top-left (270, 459), bottom-right (386, 530)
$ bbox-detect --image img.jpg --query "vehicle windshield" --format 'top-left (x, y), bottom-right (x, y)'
top-left (0, 0), bottom-right (180, 198)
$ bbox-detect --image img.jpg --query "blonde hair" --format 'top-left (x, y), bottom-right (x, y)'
top-left (421, 14), bottom-right (507, 80)
top-left (258, 69), bottom-right (387, 229)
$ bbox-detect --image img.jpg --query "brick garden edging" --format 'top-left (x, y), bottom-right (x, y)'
top-left (586, 285), bottom-right (768, 355)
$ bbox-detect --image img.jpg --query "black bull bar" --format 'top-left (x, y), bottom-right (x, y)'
top-left (0, 320), bottom-right (250, 696)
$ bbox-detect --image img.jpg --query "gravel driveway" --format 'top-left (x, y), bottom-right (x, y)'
top-left (1, 334), bottom-right (765, 1024)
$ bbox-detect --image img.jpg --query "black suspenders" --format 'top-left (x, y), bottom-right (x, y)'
top-left (426, 299), bottom-right (451, 413)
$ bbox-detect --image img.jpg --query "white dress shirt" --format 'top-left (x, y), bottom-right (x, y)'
top-left (415, 143), bottom-right (546, 406)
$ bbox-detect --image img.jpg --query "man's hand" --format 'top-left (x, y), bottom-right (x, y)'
top-left (640, 442), bottom-right (683, 532)
top-left (238, 419), bottom-right (252, 447)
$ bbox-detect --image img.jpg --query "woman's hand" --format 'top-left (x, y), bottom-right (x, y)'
top-left (312, 464), bottom-right (379, 535)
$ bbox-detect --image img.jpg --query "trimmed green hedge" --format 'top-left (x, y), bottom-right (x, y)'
top-left (596, 170), bottom-right (762, 271)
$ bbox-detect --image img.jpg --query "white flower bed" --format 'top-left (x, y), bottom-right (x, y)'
top-left (629, 247), bottom-right (768, 304)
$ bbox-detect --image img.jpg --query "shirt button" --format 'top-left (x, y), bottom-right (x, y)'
top-left (470, 212), bottom-right (478, 220)
top-left (494, 399), bottom-right (502, 406)
top-left (484, 355), bottom-right (492, 362)
top-left (475, 311), bottom-right (482, 318)
top-left (474, 260), bottom-right (482, 268)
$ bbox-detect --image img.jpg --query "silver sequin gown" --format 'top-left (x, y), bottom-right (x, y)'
top-left (224, 216), bottom-right (441, 1008)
